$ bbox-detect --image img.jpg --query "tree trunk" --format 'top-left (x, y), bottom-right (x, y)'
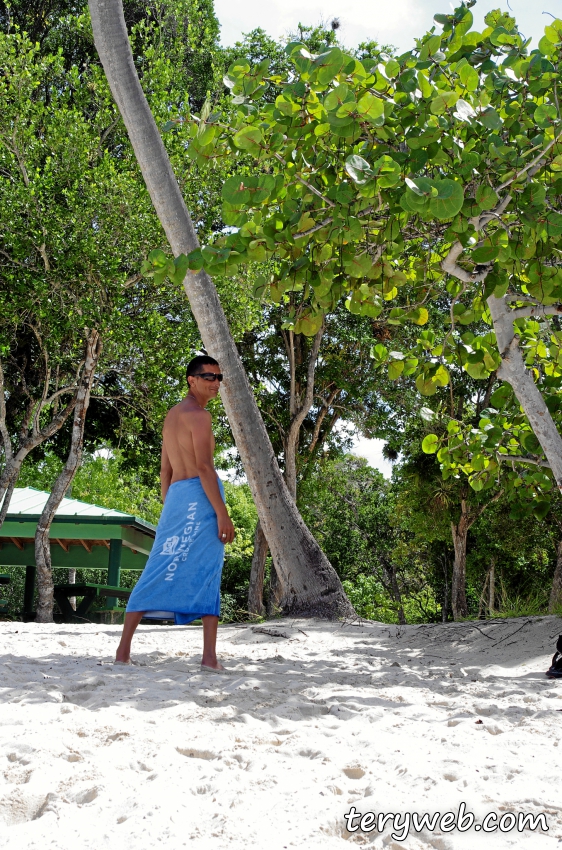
top-left (268, 562), bottom-right (283, 616)
top-left (284, 328), bottom-right (323, 500)
top-left (442, 552), bottom-right (449, 622)
top-left (488, 558), bottom-right (495, 615)
top-left (248, 520), bottom-right (268, 618)
top-left (0, 357), bottom-right (79, 531)
top-left (383, 560), bottom-right (406, 625)
top-left (488, 295), bottom-right (562, 490)
top-left (35, 332), bottom-right (102, 623)
top-left (88, 0), bottom-right (354, 619)
top-left (0, 477), bottom-right (16, 529)
top-left (549, 539), bottom-right (562, 613)
top-left (450, 501), bottom-right (470, 620)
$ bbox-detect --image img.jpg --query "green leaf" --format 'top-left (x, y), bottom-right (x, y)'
top-left (297, 313), bottom-right (323, 336)
top-left (475, 184), bottom-right (498, 211)
top-left (356, 92), bottom-right (385, 124)
top-left (388, 359), bottom-right (404, 380)
top-left (459, 64), bottom-right (479, 91)
top-left (471, 245), bottom-right (499, 263)
top-left (534, 104), bottom-right (558, 129)
top-left (420, 406), bottom-right (435, 422)
top-left (405, 176), bottom-right (434, 197)
top-left (168, 253), bottom-right (189, 286)
top-left (233, 125), bottom-right (263, 156)
top-left (533, 500), bottom-right (551, 520)
top-left (422, 434), bottom-right (439, 454)
top-left (370, 343), bottom-right (388, 364)
top-left (222, 176), bottom-right (252, 205)
top-left (430, 91), bottom-right (459, 115)
top-left (433, 365), bottom-right (450, 387)
top-left (545, 20), bottom-right (562, 43)
top-left (479, 108), bottom-right (502, 130)
top-left (468, 474), bottom-right (484, 492)
top-left (465, 360), bottom-right (488, 380)
top-left (428, 180), bottom-right (464, 220)
top-left (406, 307), bottom-right (429, 325)
top-left (345, 155), bottom-right (373, 185)
top-left (343, 252), bottom-right (372, 277)
top-left (521, 431), bottom-right (541, 454)
top-left (252, 275), bottom-right (268, 299)
top-left (186, 249), bottom-right (205, 271)
top-left (313, 48), bottom-right (344, 85)
top-left (385, 59), bottom-right (400, 78)
top-left (147, 248), bottom-right (168, 268)
top-left (454, 99), bottom-right (477, 122)
top-left (416, 374), bottom-right (437, 396)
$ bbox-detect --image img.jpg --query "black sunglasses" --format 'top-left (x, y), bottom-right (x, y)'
top-left (195, 372), bottom-right (223, 382)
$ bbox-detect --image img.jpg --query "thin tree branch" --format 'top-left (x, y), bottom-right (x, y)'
top-left (497, 454), bottom-right (552, 469)
top-left (496, 130), bottom-right (562, 192)
top-left (273, 152), bottom-right (335, 207)
top-left (510, 303), bottom-right (562, 320)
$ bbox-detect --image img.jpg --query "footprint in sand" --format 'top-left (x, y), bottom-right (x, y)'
top-left (342, 766), bottom-right (366, 780)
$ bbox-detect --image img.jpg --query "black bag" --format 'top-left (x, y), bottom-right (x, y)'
top-left (546, 635), bottom-right (562, 678)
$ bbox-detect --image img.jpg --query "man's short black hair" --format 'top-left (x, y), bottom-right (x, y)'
top-left (186, 355), bottom-right (219, 381)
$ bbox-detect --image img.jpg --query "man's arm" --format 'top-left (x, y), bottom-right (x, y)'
top-left (160, 441), bottom-right (173, 503)
top-left (188, 409), bottom-right (235, 544)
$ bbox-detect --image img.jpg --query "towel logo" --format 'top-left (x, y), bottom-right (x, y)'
top-left (161, 535), bottom-right (179, 555)
top-left (164, 503), bottom-right (199, 582)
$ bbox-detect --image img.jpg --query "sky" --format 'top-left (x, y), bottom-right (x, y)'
top-left (214, 0), bottom-right (555, 54)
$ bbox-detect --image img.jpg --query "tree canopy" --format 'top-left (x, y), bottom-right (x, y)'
top-left (148, 3), bottom-right (562, 507)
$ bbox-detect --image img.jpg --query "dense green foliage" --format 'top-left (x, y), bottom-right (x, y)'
top-left (159, 3), bottom-right (562, 507)
top-left (2, 1), bottom-right (562, 626)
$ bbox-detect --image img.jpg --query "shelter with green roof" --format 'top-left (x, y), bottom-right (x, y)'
top-left (0, 487), bottom-right (155, 620)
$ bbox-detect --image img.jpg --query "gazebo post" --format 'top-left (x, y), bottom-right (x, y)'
top-left (106, 539), bottom-right (123, 610)
top-left (23, 565), bottom-right (36, 620)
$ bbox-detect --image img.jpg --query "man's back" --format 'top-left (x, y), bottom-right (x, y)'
top-left (162, 399), bottom-right (215, 485)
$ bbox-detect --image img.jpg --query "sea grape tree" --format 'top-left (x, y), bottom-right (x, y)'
top-left (155, 2), bottom-right (562, 504)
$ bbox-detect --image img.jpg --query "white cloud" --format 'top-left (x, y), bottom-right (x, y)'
top-left (351, 436), bottom-right (395, 479)
top-left (215, 0), bottom-right (547, 53)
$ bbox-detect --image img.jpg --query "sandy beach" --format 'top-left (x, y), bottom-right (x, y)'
top-left (0, 616), bottom-right (561, 849)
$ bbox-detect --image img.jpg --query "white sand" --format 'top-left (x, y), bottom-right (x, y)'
top-left (0, 616), bottom-right (561, 849)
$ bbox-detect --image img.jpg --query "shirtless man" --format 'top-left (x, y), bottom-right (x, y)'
top-left (115, 356), bottom-right (235, 670)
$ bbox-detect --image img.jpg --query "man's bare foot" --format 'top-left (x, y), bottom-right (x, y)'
top-left (115, 650), bottom-right (131, 664)
top-left (200, 660), bottom-right (226, 673)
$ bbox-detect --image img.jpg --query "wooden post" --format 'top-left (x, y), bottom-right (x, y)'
top-left (106, 539), bottom-right (122, 610)
top-left (68, 568), bottom-right (76, 610)
top-left (23, 565), bottom-right (36, 620)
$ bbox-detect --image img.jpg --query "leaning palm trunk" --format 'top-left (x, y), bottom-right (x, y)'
top-left (88, 0), bottom-right (354, 619)
top-left (35, 332), bottom-right (102, 623)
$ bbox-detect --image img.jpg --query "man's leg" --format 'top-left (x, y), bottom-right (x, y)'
top-left (201, 615), bottom-right (223, 670)
top-left (115, 611), bottom-right (144, 663)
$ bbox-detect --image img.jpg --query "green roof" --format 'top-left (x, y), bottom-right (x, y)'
top-left (3, 487), bottom-right (156, 535)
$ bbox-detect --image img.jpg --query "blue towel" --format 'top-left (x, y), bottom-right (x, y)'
top-left (126, 477), bottom-right (226, 624)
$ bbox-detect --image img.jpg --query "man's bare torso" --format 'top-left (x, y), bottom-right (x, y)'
top-left (162, 398), bottom-right (215, 484)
